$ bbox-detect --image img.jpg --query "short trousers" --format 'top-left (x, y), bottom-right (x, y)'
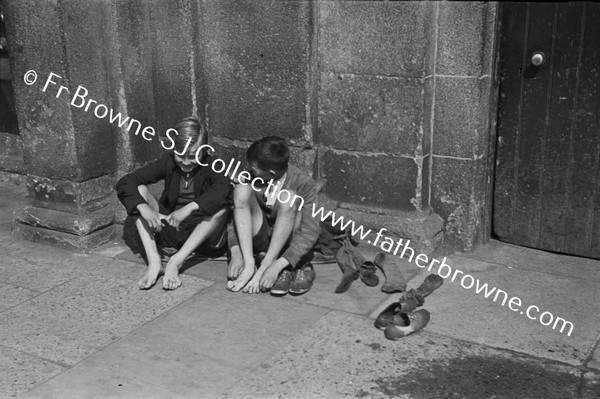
top-left (155, 202), bottom-right (227, 255)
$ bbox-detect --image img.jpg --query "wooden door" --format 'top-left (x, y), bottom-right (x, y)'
top-left (493, 2), bottom-right (600, 259)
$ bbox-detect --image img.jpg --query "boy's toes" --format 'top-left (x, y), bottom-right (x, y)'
top-left (162, 275), bottom-right (181, 290)
top-left (138, 275), bottom-right (155, 290)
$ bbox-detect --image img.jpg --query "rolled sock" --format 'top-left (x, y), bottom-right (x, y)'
top-left (374, 253), bottom-right (407, 293)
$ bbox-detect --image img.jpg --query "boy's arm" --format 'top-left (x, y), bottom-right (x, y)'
top-left (115, 156), bottom-right (169, 215)
top-left (279, 179), bottom-right (320, 268)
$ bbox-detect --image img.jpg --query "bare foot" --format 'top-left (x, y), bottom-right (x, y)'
top-left (138, 262), bottom-right (165, 290)
top-left (242, 272), bottom-right (263, 294)
top-left (163, 259), bottom-right (182, 290)
top-left (227, 248), bottom-right (244, 280)
top-left (228, 263), bottom-right (256, 292)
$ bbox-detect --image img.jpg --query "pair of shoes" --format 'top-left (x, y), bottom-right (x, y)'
top-left (374, 303), bottom-right (431, 339)
top-left (270, 263), bottom-right (316, 296)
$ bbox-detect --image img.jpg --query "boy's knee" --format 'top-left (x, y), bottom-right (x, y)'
top-left (137, 185), bottom-right (150, 199)
top-left (233, 184), bottom-right (254, 207)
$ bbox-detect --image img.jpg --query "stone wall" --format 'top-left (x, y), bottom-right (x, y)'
top-left (2, 0), bottom-right (498, 254)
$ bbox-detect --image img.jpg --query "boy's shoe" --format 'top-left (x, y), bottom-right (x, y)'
top-left (270, 269), bottom-right (293, 295)
top-left (374, 303), bottom-right (408, 330)
top-left (289, 263), bottom-right (316, 295)
top-left (416, 274), bottom-right (444, 298)
top-left (397, 288), bottom-right (425, 314)
top-left (384, 309), bottom-right (431, 341)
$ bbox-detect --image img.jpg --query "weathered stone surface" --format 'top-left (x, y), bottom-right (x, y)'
top-left (422, 76), bottom-right (434, 157)
top-left (14, 205), bottom-right (114, 236)
top-left (148, 0), bottom-right (195, 137)
top-left (319, 0), bottom-right (435, 77)
top-left (112, 0), bottom-right (159, 169)
top-left (331, 201), bottom-right (444, 255)
top-left (437, 1), bottom-right (487, 77)
top-left (317, 73), bottom-right (423, 155)
top-left (433, 76), bottom-right (491, 158)
top-left (200, 0), bottom-right (311, 142)
top-left (26, 175), bottom-right (114, 213)
top-left (421, 154), bottom-right (431, 209)
top-left (4, 0), bottom-right (79, 180)
top-left (61, 0), bottom-right (117, 180)
top-left (12, 223), bottom-right (115, 253)
top-left (0, 132), bottom-right (24, 173)
top-left (430, 156), bottom-right (487, 252)
top-left (320, 150), bottom-right (419, 211)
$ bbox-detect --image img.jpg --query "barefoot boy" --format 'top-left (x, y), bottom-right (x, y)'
top-left (227, 136), bottom-right (320, 295)
top-left (116, 117), bottom-right (231, 290)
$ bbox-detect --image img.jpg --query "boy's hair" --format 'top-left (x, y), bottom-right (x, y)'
top-left (247, 136), bottom-right (289, 174)
top-left (173, 116), bottom-right (207, 151)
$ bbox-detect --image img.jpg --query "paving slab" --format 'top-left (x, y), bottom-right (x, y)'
top-left (0, 282), bottom-right (39, 312)
top-left (420, 254), bottom-right (600, 366)
top-left (0, 345), bottom-right (65, 399)
top-left (20, 284), bottom-right (330, 399)
top-left (0, 255), bottom-right (213, 367)
top-left (224, 310), bottom-right (590, 399)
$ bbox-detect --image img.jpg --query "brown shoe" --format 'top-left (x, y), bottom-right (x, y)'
top-left (384, 309), bottom-right (431, 340)
top-left (289, 264), bottom-right (316, 295)
top-left (270, 269), bottom-right (293, 296)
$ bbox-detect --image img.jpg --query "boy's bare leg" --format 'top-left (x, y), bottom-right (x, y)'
top-left (227, 184), bottom-right (264, 292)
top-left (135, 185), bottom-right (165, 289)
top-left (243, 194), bottom-right (300, 294)
top-left (163, 208), bottom-right (229, 290)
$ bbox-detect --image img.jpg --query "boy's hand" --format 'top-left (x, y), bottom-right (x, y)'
top-left (165, 203), bottom-right (197, 230)
top-left (137, 203), bottom-right (165, 232)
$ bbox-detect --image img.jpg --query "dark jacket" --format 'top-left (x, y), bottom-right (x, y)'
top-left (116, 154), bottom-right (232, 217)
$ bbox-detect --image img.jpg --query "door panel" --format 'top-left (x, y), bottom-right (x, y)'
top-left (494, 2), bottom-right (600, 259)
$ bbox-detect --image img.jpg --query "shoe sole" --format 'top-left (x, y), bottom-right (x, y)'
top-left (289, 288), bottom-right (310, 295)
top-left (270, 289), bottom-right (289, 296)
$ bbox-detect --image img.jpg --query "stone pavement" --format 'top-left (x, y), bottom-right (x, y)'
top-left (0, 180), bottom-right (599, 399)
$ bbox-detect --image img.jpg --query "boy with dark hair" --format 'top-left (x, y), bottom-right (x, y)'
top-left (116, 116), bottom-right (231, 290)
top-left (227, 136), bottom-right (320, 295)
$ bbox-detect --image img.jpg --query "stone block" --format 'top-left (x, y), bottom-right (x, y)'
top-left (437, 1), bottom-right (487, 77)
top-left (14, 205), bottom-right (114, 236)
top-left (317, 73), bottom-right (423, 155)
top-left (319, 0), bottom-right (434, 77)
top-left (113, 0), bottom-right (160, 168)
top-left (148, 0), bottom-right (195, 136)
top-left (26, 175), bottom-right (114, 214)
top-left (200, 0), bottom-right (311, 142)
top-left (433, 77), bottom-right (491, 158)
top-left (422, 76), bottom-right (434, 156)
top-left (61, 0), bottom-right (117, 180)
top-left (320, 150), bottom-right (419, 211)
top-left (4, 0), bottom-right (79, 180)
top-left (430, 156), bottom-right (487, 252)
top-left (332, 201), bottom-right (444, 255)
top-left (12, 223), bottom-right (115, 253)
top-left (0, 132), bottom-right (24, 173)
top-left (421, 154), bottom-right (431, 209)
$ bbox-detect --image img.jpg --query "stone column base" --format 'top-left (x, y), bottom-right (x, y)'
top-left (12, 175), bottom-right (116, 252)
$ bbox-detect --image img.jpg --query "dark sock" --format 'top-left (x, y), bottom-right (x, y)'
top-left (334, 242), bottom-right (359, 293)
top-left (374, 252), bottom-right (407, 293)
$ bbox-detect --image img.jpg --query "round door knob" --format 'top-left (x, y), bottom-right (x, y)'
top-left (531, 52), bottom-right (545, 66)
